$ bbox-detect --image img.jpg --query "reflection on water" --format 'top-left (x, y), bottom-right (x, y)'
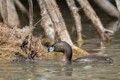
top-left (0, 39), bottom-right (120, 80)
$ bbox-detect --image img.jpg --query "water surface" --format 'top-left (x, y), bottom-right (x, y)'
top-left (0, 38), bottom-right (120, 80)
top-left (1, 1), bottom-right (120, 79)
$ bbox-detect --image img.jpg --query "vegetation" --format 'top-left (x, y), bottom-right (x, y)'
top-left (0, 0), bottom-right (119, 60)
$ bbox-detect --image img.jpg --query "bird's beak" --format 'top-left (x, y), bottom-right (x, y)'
top-left (48, 46), bottom-right (55, 52)
top-left (35, 52), bottom-right (41, 57)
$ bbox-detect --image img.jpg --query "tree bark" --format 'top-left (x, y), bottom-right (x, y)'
top-left (77, 0), bottom-right (110, 41)
top-left (93, 0), bottom-right (119, 18)
top-left (7, 0), bottom-right (20, 28)
top-left (66, 0), bottom-right (83, 47)
top-left (115, 0), bottom-right (120, 12)
top-left (14, 0), bottom-right (29, 16)
top-left (0, 0), bottom-right (8, 24)
top-left (37, 0), bottom-right (55, 40)
top-left (43, 0), bottom-right (74, 46)
top-left (115, 0), bottom-right (120, 29)
top-left (29, 0), bottom-right (33, 28)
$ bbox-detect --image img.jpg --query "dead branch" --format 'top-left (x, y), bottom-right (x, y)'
top-left (14, 0), bottom-right (29, 16)
top-left (115, 0), bottom-right (120, 29)
top-left (6, 0), bottom-right (20, 28)
top-left (0, 0), bottom-right (8, 24)
top-left (43, 0), bottom-right (74, 46)
top-left (37, 0), bottom-right (55, 40)
top-left (29, 0), bottom-right (33, 27)
top-left (77, 0), bottom-right (110, 41)
top-left (115, 0), bottom-right (120, 12)
top-left (93, 0), bottom-right (119, 18)
top-left (66, 0), bottom-right (83, 46)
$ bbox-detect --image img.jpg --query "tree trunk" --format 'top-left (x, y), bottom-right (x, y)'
top-left (0, 0), bottom-right (8, 24)
top-left (14, 0), bottom-right (29, 16)
top-left (115, 0), bottom-right (120, 29)
top-left (43, 0), bottom-right (74, 46)
top-left (66, 0), bottom-right (83, 47)
top-left (37, 0), bottom-right (55, 40)
top-left (93, 0), bottom-right (119, 18)
top-left (7, 0), bottom-right (20, 28)
top-left (115, 0), bottom-right (120, 12)
top-left (77, 0), bottom-right (110, 41)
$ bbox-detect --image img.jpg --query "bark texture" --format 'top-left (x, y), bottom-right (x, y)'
top-left (66, 0), bottom-right (83, 46)
top-left (115, 0), bottom-right (120, 12)
top-left (38, 0), bottom-right (55, 40)
top-left (115, 0), bottom-right (120, 29)
top-left (44, 0), bottom-right (74, 46)
top-left (77, 0), bottom-right (110, 41)
top-left (7, 0), bottom-right (20, 28)
top-left (0, 0), bottom-right (8, 24)
top-left (93, 0), bottom-right (119, 18)
top-left (14, 0), bottom-right (29, 16)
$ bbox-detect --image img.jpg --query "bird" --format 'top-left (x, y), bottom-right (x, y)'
top-left (11, 50), bottom-right (40, 62)
top-left (47, 41), bottom-right (113, 64)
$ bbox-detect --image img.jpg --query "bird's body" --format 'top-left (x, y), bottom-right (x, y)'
top-left (48, 41), bottom-right (113, 64)
top-left (11, 50), bottom-right (40, 62)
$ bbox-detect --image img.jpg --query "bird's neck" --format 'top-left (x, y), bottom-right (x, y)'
top-left (64, 49), bottom-right (72, 63)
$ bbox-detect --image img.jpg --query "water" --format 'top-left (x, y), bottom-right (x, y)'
top-left (1, 1), bottom-right (120, 80)
top-left (0, 38), bottom-right (120, 80)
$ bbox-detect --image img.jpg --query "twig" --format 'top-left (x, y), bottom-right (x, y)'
top-left (33, 19), bottom-right (42, 27)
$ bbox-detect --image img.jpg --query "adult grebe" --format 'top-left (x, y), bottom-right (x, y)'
top-left (48, 41), bottom-right (113, 64)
